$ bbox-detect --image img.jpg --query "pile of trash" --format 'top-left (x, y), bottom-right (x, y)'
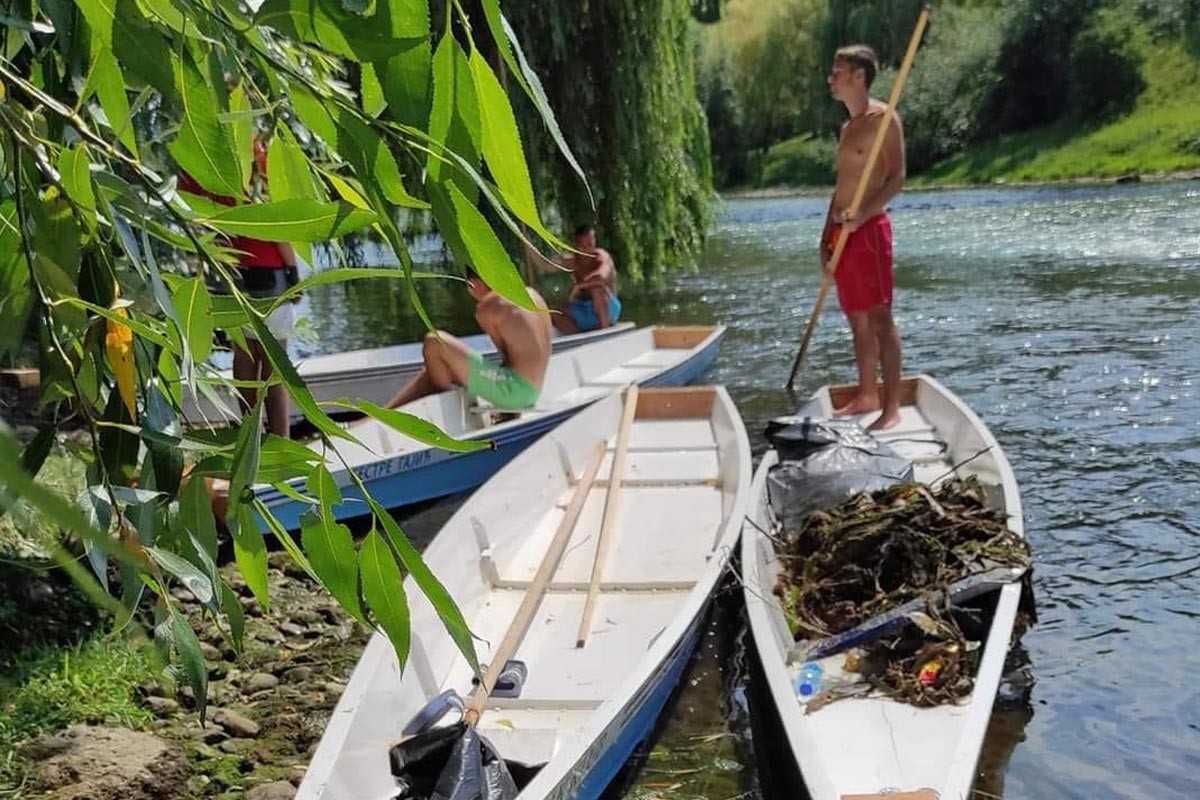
top-left (773, 478), bottom-right (1032, 707)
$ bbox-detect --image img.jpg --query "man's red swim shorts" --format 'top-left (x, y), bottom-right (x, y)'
top-left (825, 213), bottom-right (894, 314)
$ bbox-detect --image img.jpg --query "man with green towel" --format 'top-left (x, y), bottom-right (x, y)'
top-left (385, 271), bottom-right (552, 410)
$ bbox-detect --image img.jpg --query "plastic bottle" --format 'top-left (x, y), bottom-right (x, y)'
top-left (795, 662), bottom-right (824, 699)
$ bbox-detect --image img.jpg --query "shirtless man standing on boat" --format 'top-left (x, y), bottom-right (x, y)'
top-left (526, 224), bottom-right (621, 333)
top-left (384, 270), bottom-right (552, 410)
top-left (822, 44), bottom-right (906, 431)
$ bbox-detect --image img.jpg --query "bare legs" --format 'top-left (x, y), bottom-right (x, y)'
top-left (833, 304), bottom-right (902, 431)
top-left (385, 331), bottom-right (473, 409)
top-left (233, 338), bottom-right (290, 437)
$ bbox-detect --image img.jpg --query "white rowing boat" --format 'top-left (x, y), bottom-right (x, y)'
top-left (254, 326), bottom-right (725, 531)
top-left (742, 375), bottom-right (1025, 800)
top-left (183, 322), bottom-right (636, 425)
top-left (298, 385), bottom-right (752, 800)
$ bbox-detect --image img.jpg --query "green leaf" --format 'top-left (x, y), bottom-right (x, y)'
top-left (171, 610), bottom-right (209, 721)
top-left (234, 501), bottom-right (270, 611)
top-left (366, 495), bottom-right (477, 674)
top-left (85, 43), bottom-right (136, 154)
top-left (58, 146), bottom-right (97, 217)
top-left (148, 546), bottom-right (215, 605)
top-left (200, 199), bottom-right (377, 242)
top-left (170, 277), bottom-right (213, 362)
top-left (335, 112), bottom-right (427, 209)
top-left (57, 297), bottom-right (174, 350)
top-left (256, 0), bottom-right (424, 62)
top-left (359, 527), bottom-right (410, 668)
top-left (227, 403), bottom-right (263, 532)
top-left (75, 0), bottom-right (116, 46)
top-left (302, 509), bottom-right (367, 626)
top-left (244, 311), bottom-right (354, 442)
top-left (169, 54), bottom-right (243, 198)
top-left (290, 86), bottom-right (339, 149)
top-left (307, 464), bottom-right (343, 508)
top-left (480, 1), bottom-right (592, 207)
top-left (268, 267), bottom-right (454, 311)
top-left (221, 582), bottom-right (246, 654)
top-left (443, 182), bottom-right (540, 311)
top-left (181, 473), bottom-right (218, 564)
top-left (337, 400), bottom-right (492, 453)
top-left (112, 0), bottom-right (177, 102)
top-left (33, 194), bottom-right (81, 282)
top-left (251, 439), bottom-right (319, 485)
top-left (376, 40), bottom-right (432, 131)
top-left (268, 133), bottom-right (320, 202)
top-left (428, 36), bottom-right (479, 193)
top-left (229, 84), bottom-right (255, 193)
top-left (361, 63), bottom-right (386, 118)
top-left (469, 48), bottom-right (546, 236)
top-left (0, 202), bottom-right (33, 359)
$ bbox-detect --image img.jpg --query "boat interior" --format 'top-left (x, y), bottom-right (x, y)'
top-left (316, 387), bottom-right (746, 799)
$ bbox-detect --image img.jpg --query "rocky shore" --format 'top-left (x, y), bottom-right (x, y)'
top-left (23, 554), bottom-right (371, 800)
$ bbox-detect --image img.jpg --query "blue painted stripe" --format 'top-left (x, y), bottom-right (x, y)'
top-left (570, 615), bottom-right (706, 800)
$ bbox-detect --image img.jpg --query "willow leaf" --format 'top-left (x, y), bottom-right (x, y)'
top-left (360, 527), bottom-right (411, 668)
top-left (302, 509), bottom-right (367, 626)
top-left (337, 400), bottom-right (492, 453)
top-left (172, 610), bottom-right (208, 721)
top-left (444, 182), bottom-right (539, 311)
top-left (170, 277), bottom-right (213, 363)
top-left (200, 199), bottom-right (377, 242)
top-left (169, 54), bottom-right (242, 198)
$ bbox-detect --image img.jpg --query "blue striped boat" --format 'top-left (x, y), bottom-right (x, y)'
top-left (256, 326), bottom-right (725, 531)
top-left (184, 322), bottom-right (636, 425)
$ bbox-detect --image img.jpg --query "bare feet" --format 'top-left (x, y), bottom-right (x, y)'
top-left (867, 409), bottom-right (902, 431)
top-left (833, 393), bottom-right (882, 417)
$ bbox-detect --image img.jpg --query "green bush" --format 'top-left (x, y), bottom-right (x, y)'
top-left (758, 134), bottom-right (836, 187)
top-left (1069, 9), bottom-right (1148, 120)
top-left (876, 4), bottom-right (1012, 173)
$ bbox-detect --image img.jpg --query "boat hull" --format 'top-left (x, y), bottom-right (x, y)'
top-left (741, 375), bottom-right (1025, 800)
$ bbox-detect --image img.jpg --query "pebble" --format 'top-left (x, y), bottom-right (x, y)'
top-left (145, 696), bottom-right (180, 716)
top-left (284, 666), bottom-right (314, 684)
top-left (247, 780), bottom-right (297, 800)
top-left (200, 642), bottom-right (223, 661)
top-left (212, 708), bottom-right (261, 738)
top-left (323, 682), bottom-right (345, 697)
top-left (279, 622), bottom-right (305, 637)
top-left (171, 586), bottom-right (197, 603)
top-left (245, 673), bottom-right (281, 693)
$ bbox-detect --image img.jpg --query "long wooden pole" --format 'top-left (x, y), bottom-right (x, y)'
top-left (464, 440), bottom-right (608, 725)
top-left (784, 7), bottom-right (931, 392)
top-left (575, 384), bottom-right (639, 648)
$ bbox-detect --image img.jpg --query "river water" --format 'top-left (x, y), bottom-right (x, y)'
top-left (303, 181), bottom-right (1200, 799)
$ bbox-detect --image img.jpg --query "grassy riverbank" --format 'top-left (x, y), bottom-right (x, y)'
top-left (731, 44), bottom-right (1200, 194)
top-left (918, 45), bottom-right (1200, 185)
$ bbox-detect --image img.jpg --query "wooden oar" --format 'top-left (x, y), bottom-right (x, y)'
top-left (575, 384), bottom-right (640, 648)
top-left (463, 439), bottom-right (608, 725)
top-left (784, 6), bottom-right (931, 392)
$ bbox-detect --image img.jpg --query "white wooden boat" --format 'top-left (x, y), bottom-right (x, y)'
top-left (183, 322), bottom-right (636, 425)
top-left (742, 375), bottom-right (1024, 800)
top-left (298, 385), bottom-right (752, 800)
top-left (256, 326), bottom-right (725, 531)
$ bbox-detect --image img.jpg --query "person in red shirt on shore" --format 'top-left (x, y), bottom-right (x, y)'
top-left (180, 137), bottom-right (298, 437)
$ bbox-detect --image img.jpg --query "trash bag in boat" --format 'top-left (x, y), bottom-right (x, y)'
top-left (765, 415), bottom-right (913, 528)
top-left (389, 721), bottom-right (542, 800)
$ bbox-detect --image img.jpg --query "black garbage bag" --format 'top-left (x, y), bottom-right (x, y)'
top-left (389, 722), bottom-right (542, 800)
top-left (765, 416), bottom-right (914, 529)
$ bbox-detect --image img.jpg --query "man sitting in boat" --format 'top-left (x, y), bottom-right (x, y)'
top-left (384, 270), bottom-right (552, 410)
top-left (526, 224), bottom-right (621, 333)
